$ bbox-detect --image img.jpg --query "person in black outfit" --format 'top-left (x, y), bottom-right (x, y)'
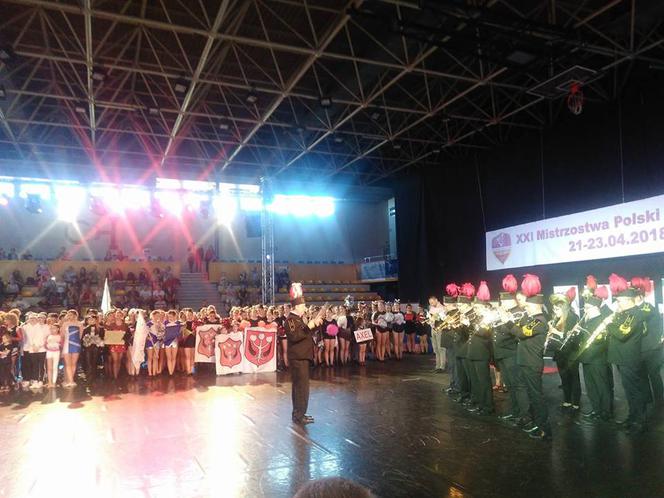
top-left (549, 291), bottom-right (580, 413)
top-left (607, 275), bottom-right (652, 434)
top-left (81, 314), bottom-right (105, 382)
top-left (284, 283), bottom-right (324, 425)
top-left (515, 274), bottom-right (551, 440)
top-left (632, 278), bottom-right (664, 410)
top-left (466, 287), bottom-right (494, 416)
top-left (578, 284), bottom-right (615, 421)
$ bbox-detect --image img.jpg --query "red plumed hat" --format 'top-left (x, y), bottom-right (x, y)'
top-left (521, 274), bottom-right (541, 297)
top-left (477, 281), bottom-right (491, 302)
top-left (595, 285), bottom-right (609, 300)
top-left (502, 274), bottom-right (518, 293)
top-left (631, 276), bottom-right (652, 295)
top-left (565, 286), bottom-right (577, 303)
top-left (585, 275), bottom-right (598, 291)
top-left (609, 273), bottom-right (629, 295)
top-left (460, 283), bottom-right (476, 298)
top-left (290, 282), bottom-right (305, 306)
top-left (445, 283), bottom-right (460, 297)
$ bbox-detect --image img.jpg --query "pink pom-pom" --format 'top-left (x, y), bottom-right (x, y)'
top-left (521, 274), bottom-right (541, 297)
top-left (477, 281), bottom-right (491, 301)
top-left (326, 323), bottom-right (339, 336)
top-left (631, 276), bottom-right (652, 294)
top-left (502, 274), bottom-right (518, 293)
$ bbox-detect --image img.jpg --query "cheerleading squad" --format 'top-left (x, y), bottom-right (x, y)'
top-left (427, 273), bottom-right (663, 440)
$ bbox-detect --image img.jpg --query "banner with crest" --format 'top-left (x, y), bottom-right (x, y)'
top-left (241, 327), bottom-right (277, 373)
top-left (195, 324), bottom-right (224, 363)
top-left (215, 332), bottom-right (245, 375)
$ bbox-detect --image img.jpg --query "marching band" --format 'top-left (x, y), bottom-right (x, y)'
top-left (427, 273), bottom-right (663, 440)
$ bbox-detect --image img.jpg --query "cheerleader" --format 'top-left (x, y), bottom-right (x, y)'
top-left (60, 309), bottom-right (83, 387)
top-left (146, 310), bottom-right (165, 377)
top-left (336, 307), bottom-right (353, 365)
top-left (3, 311), bottom-right (22, 381)
top-left (81, 314), bottom-right (104, 382)
top-left (404, 304), bottom-right (417, 353)
top-left (45, 324), bottom-right (62, 387)
top-left (372, 301), bottom-right (389, 361)
top-left (107, 311), bottom-right (129, 380)
top-left (182, 308), bottom-right (198, 375)
top-left (0, 330), bottom-right (14, 391)
top-left (416, 307), bottom-right (430, 354)
top-left (163, 310), bottom-right (182, 376)
top-left (354, 315), bottom-right (369, 366)
top-left (384, 303), bottom-right (394, 359)
top-left (321, 308), bottom-right (338, 367)
top-left (125, 310), bottom-right (139, 377)
top-left (391, 301), bottom-right (405, 360)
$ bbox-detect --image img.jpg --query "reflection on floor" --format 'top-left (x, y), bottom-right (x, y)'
top-left (0, 355), bottom-right (662, 498)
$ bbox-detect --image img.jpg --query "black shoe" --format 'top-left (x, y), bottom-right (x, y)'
top-left (582, 410), bottom-right (598, 419)
top-left (478, 409), bottom-right (495, 416)
top-left (522, 422), bottom-right (539, 433)
top-left (499, 413), bottom-right (515, 421)
top-left (467, 406), bottom-right (481, 414)
top-left (528, 429), bottom-right (552, 441)
top-left (292, 416), bottom-right (314, 425)
top-left (614, 418), bottom-right (634, 428)
top-left (626, 422), bottom-right (646, 435)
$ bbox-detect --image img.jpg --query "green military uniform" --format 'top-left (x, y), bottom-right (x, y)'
top-left (555, 312), bottom-right (581, 408)
top-left (453, 324), bottom-right (471, 402)
top-left (639, 302), bottom-right (663, 407)
top-left (285, 311), bottom-right (314, 423)
top-left (467, 320), bottom-right (494, 414)
top-left (578, 306), bottom-right (614, 420)
top-left (493, 309), bottom-right (529, 419)
top-left (515, 313), bottom-right (550, 434)
top-left (607, 304), bottom-right (651, 430)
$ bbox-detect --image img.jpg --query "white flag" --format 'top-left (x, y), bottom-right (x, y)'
top-left (101, 278), bottom-right (112, 314)
top-left (132, 312), bottom-right (148, 370)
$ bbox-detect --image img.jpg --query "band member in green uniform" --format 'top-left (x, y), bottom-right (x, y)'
top-left (466, 281), bottom-right (494, 415)
top-left (578, 277), bottom-right (614, 421)
top-left (631, 277), bottom-right (664, 410)
top-left (515, 274), bottom-right (551, 440)
top-left (452, 283), bottom-right (475, 405)
top-left (493, 274), bottom-right (529, 424)
top-left (442, 284), bottom-right (460, 395)
top-left (606, 273), bottom-right (652, 434)
top-left (549, 288), bottom-right (580, 414)
top-left (284, 283), bottom-right (324, 425)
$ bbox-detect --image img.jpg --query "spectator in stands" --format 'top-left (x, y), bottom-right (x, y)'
top-left (55, 246), bottom-right (68, 260)
top-left (204, 245), bottom-right (215, 273)
top-left (251, 267), bottom-right (259, 286)
top-left (22, 250), bottom-right (33, 260)
top-left (187, 246), bottom-right (195, 273)
top-left (196, 245), bottom-right (204, 272)
top-left (0, 248), bottom-right (6, 259)
top-left (7, 248), bottom-right (17, 260)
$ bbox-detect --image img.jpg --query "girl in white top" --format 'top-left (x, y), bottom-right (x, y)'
top-left (45, 324), bottom-right (62, 387)
top-left (21, 312), bottom-right (50, 388)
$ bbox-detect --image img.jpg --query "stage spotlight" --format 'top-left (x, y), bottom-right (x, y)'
top-left (219, 121), bottom-right (230, 131)
top-left (214, 195), bottom-right (237, 226)
top-left (92, 67), bottom-right (106, 81)
top-left (55, 185), bottom-right (86, 223)
top-left (319, 96), bottom-right (332, 108)
top-left (392, 142), bottom-right (401, 150)
top-left (246, 89), bottom-right (258, 104)
top-left (311, 196), bottom-right (335, 217)
top-left (148, 107), bottom-right (160, 116)
top-left (25, 194), bottom-right (42, 214)
top-left (174, 78), bottom-right (188, 93)
top-left (90, 196), bottom-right (107, 216)
top-left (75, 105), bottom-right (86, 114)
top-left (120, 187), bottom-right (150, 210)
top-left (155, 190), bottom-right (183, 216)
top-left (0, 195), bottom-right (9, 206)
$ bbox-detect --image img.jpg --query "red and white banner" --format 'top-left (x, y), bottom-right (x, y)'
top-left (486, 194), bottom-right (664, 270)
top-left (195, 324), bottom-right (224, 363)
top-left (213, 327), bottom-right (277, 375)
top-left (215, 332), bottom-right (244, 375)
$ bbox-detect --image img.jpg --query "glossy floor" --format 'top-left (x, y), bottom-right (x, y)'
top-left (0, 356), bottom-right (662, 498)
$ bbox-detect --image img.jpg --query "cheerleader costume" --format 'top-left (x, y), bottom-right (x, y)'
top-left (63, 324), bottom-right (81, 354)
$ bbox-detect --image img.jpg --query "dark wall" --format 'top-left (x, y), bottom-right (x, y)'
top-left (396, 70), bottom-right (664, 304)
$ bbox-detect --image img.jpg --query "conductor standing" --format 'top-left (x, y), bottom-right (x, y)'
top-left (285, 283), bottom-right (324, 425)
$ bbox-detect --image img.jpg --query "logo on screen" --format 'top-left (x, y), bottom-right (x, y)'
top-left (491, 232), bottom-right (511, 264)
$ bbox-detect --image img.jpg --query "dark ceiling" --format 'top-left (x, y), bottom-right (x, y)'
top-left (0, 0), bottom-right (663, 186)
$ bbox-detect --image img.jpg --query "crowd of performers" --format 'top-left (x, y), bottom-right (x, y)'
top-left (0, 299), bottom-right (433, 391)
top-left (425, 273), bottom-right (663, 440)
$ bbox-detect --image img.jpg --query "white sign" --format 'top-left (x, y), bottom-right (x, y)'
top-left (486, 194), bottom-right (664, 270)
top-left (354, 328), bottom-right (374, 343)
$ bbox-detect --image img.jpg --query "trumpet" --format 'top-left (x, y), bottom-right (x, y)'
top-left (481, 310), bottom-right (526, 328)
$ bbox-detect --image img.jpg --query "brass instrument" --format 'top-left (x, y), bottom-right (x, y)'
top-left (581, 311), bottom-right (617, 350)
top-left (483, 310), bottom-right (526, 328)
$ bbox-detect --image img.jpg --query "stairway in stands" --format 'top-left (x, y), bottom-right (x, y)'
top-left (177, 272), bottom-right (223, 310)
